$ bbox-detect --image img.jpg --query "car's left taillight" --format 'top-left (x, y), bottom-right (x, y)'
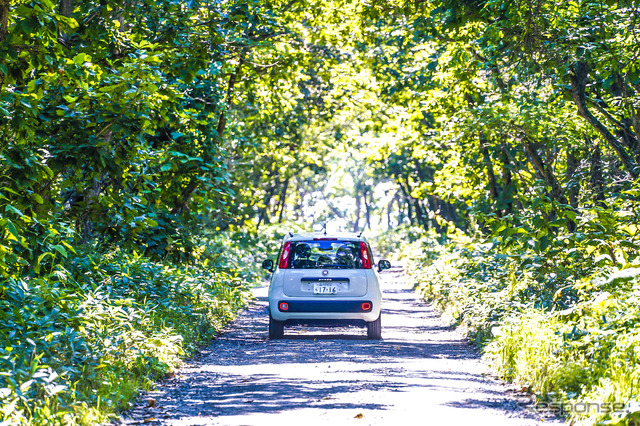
top-left (360, 242), bottom-right (372, 269)
top-left (279, 241), bottom-right (292, 269)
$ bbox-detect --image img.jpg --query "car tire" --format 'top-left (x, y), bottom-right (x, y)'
top-left (367, 314), bottom-right (381, 340)
top-left (269, 314), bottom-right (284, 339)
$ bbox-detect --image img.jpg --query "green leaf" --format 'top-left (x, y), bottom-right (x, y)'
top-left (5, 220), bottom-right (20, 240)
top-left (548, 219), bottom-right (567, 228)
top-left (52, 245), bottom-right (68, 258)
top-left (73, 53), bottom-right (91, 66)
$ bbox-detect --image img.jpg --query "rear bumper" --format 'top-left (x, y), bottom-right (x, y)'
top-left (269, 298), bottom-right (380, 322)
top-left (282, 318), bottom-right (367, 327)
top-left (277, 300), bottom-right (373, 313)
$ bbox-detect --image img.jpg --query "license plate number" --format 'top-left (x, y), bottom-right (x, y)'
top-left (313, 284), bottom-right (338, 294)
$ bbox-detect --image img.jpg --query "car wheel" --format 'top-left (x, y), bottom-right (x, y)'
top-left (269, 314), bottom-right (284, 339)
top-left (367, 314), bottom-right (381, 340)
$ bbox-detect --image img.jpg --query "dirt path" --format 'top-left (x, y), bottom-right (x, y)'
top-left (120, 266), bottom-right (561, 425)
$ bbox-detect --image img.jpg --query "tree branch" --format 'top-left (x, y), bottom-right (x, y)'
top-left (569, 61), bottom-right (638, 179)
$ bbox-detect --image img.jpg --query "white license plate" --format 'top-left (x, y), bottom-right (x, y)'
top-left (313, 283), bottom-right (338, 294)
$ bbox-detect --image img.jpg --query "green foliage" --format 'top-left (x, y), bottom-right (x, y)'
top-left (0, 231), bottom-right (261, 425)
top-left (484, 267), bottom-right (640, 425)
top-left (351, 0), bottom-right (640, 236)
top-left (1, 0), bottom-right (282, 253)
top-left (370, 225), bottom-right (426, 259)
top-left (403, 191), bottom-right (640, 424)
top-left (0, 0), bottom-right (296, 419)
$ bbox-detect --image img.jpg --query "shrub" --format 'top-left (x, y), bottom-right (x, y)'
top-left (0, 229), bottom-right (264, 425)
top-left (403, 225), bottom-right (640, 425)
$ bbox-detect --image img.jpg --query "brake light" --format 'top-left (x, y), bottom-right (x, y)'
top-left (279, 242), bottom-right (292, 269)
top-left (279, 302), bottom-right (289, 311)
top-left (360, 242), bottom-right (372, 269)
top-left (362, 302), bottom-right (371, 311)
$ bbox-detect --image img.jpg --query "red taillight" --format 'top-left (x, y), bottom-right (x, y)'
top-left (362, 302), bottom-right (371, 311)
top-left (360, 242), bottom-right (372, 269)
top-left (279, 302), bottom-right (289, 311)
top-left (279, 241), bottom-right (292, 269)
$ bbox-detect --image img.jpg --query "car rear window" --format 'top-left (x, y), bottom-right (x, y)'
top-left (287, 240), bottom-right (367, 269)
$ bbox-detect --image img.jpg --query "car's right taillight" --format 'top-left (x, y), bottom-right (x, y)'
top-left (360, 242), bottom-right (372, 269)
top-left (279, 241), bottom-right (292, 269)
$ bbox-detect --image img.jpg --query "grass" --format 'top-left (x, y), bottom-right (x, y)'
top-left (402, 230), bottom-right (640, 425)
top-left (0, 231), bottom-right (267, 425)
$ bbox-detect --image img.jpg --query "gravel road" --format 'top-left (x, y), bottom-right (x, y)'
top-left (120, 265), bottom-right (561, 426)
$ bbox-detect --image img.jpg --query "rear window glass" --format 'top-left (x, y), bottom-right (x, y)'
top-left (289, 240), bottom-right (364, 269)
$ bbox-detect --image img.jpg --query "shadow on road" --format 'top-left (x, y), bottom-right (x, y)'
top-left (120, 268), bottom-right (556, 425)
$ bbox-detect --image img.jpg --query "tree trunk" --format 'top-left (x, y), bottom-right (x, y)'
top-left (524, 141), bottom-right (567, 205)
top-left (116, 1), bottom-right (126, 31)
top-left (613, 71), bottom-right (640, 161)
top-left (570, 61), bottom-right (638, 179)
top-left (398, 182), bottom-right (414, 226)
top-left (363, 188), bottom-right (372, 231)
top-left (58, 0), bottom-right (73, 41)
top-left (59, 0), bottom-right (73, 16)
top-left (387, 195), bottom-right (395, 229)
top-left (217, 50), bottom-right (246, 137)
top-left (353, 192), bottom-right (361, 233)
top-left (588, 137), bottom-right (607, 208)
top-left (173, 51), bottom-right (245, 214)
top-left (0, 0), bottom-right (8, 93)
top-left (431, 195), bottom-right (458, 226)
top-left (566, 149), bottom-right (579, 232)
top-left (277, 178), bottom-right (288, 223)
top-left (481, 141), bottom-right (502, 217)
top-left (399, 179), bottom-right (429, 231)
top-left (0, 0), bottom-right (9, 43)
top-left (391, 191), bottom-right (403, 227)
top-left (427, 195), bottom-right (446, 234)
top-left (413, 198), bottom-right (429, 231)
top-left (172, 179), bottom-right (198, 215)
top-left (500, 146), bottom-right (514, 214)
top-left (257, 185), bottom-right (277, 229)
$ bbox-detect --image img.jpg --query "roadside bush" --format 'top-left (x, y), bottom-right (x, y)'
top-left (403, 205), bottom-right (640, 425)
top-left (371, 225), bottom-right (426, 259)
top-left (0, 229), bottom-right (262, 425)
top-left (485, 310), bottom-right (565, 396)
